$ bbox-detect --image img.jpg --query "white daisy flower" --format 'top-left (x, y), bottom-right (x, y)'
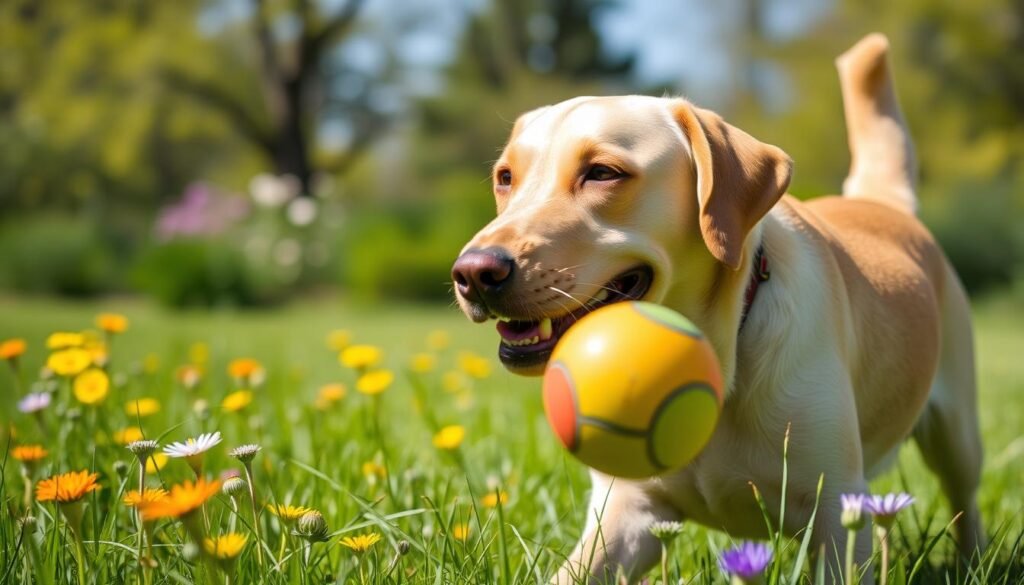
top-left (164, 431), bottom-right (222, 458)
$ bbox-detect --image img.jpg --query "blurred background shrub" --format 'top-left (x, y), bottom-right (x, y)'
top-left (0, 0), bottom-right (1020, 305)
top-left (0, 215), bottom-right (117, 297)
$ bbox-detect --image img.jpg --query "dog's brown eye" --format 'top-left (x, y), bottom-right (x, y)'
top-left (584, 164), bottom-right (623, 182)
top-left (496, 169), bottom-right (512, 187)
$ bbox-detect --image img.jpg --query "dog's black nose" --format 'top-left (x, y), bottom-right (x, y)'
top-left (452, 248), bottom-right (515, 303)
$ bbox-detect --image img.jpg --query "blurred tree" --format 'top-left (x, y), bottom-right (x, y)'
top-left (162, 0), bottom-right (389, 195)
top-left (724, 0), bottom-right (1024, 292)
top-left (336, 0), bottom-right (637, 300)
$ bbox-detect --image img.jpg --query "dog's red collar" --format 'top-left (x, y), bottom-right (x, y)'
top-left (740, 245), bottom-right (769, 330)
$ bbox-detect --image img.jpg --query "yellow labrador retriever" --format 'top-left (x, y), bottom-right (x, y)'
top-left (452, 34), bottom-right (983, 582)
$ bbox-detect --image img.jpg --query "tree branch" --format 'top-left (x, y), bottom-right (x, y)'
top-left (250, 0), bottom-right (279, 81)
top-left (160, 67), bottom-right (273, 151)
top-left (303, 0), bottom-right (366, 64)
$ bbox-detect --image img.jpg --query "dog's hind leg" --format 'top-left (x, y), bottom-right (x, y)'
top-left (912, 266), bottom-right (985, 559)
top-left (835, 33), bottom-right (918, 214)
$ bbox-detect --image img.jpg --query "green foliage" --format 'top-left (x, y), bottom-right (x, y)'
top-left (0, 215), bottom-right (116, 297)
top-left (925, 183), bottom-right (1024, 294)
top-left (132, 238), bottom-right (289, 308)
top-left (0, 296), bottom-right (1023, 582)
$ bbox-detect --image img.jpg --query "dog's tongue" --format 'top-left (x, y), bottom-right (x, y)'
top-left (496, 318), bottom-right (554, 343)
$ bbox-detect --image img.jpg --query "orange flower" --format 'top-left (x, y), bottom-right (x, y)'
top-left (36, 470), bottom-right (101, 503)
top-left (96, 313), bottom-right (128, 334)
top-left (0, 338), bottom-right (27, 360)
top-left (11, 444), bottom-right (48, 463)
top-left (123, 488), bottom-right (169, 507)
top-left (138, 478), bottom-right (221, 521)
top-left (175, 365), bottom-right (202, 389)
top-left (228, 358), bottom-right (264, 382)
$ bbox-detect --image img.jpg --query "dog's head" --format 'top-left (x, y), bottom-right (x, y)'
top-left (453, 96), bottom-right (791, 376)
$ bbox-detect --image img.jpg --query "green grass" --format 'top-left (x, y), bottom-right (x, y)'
top-left (0, 293), bottom-right (1022, 584)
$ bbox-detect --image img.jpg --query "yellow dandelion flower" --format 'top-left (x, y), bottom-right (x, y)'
top-left (96, 313), bottom-right (128, 334)
top-left (204, 533), bottom-right (248, 560)
top-left (189, 342), bottom-right (209, 365)
top-left (326, 329), bottom-right (352, 351)
top-left (356, 369), bottom-right (394, 395)
top-left (451, 523), bottom-right (470, 541)
top-left (0, 338), bottom-right (27, 360)
top-left (11, 444), bottom-right (48, 463)
top-left (138, 478), bottom-right (220, 521)
top-left (175, 365), bottom-right (202, 388)
top-left (432, 425), bottom-right (466, 450)
top-left (221, 390), bottom-right (253, 413)
top-left (426, 330), bottom-right (450, 351)
top-left (442, 371), bottom-right (468, 393)
top-left (73, 368), bottom-right (109, 405)
top-left (361, 461), bottom-right (387, 483)
top-left (409, 353), bottom-right (436, 374)
top-left (340, 345), bottom-right (382, 369)
top-left (123, 488), bottom-right (169, 507)
top-left (145, 453), bottom-right (169, 474)
top-left (481, 491), bottom-right (509, 508)
top-left (46, 332), bottom-right (85, 350)
top-left (143, 353), bottom-right (160, 374)
top-left (266, 503), bottom-right (313, 521)
top-left (113, 427), bottom-right (145, 445)
top-left (340, 532), bottom-right (382, 553)
top-left (126, 398), bottom-right (161, 417)
top-left (228, 358), bottom-right (264, 382)
top-left (458, 352), bottom-right (491, 379)
top-left (36, 470), bottom-right (101, 503)
top-left (47, 348), bottom-right (92, 376)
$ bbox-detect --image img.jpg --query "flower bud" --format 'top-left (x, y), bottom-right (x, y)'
top-left (222, 476), bottom-right (248, 498)
top-left (113, 460), bottom-right (129, 478)
top-left (297, 510), bottom-right (329, 542)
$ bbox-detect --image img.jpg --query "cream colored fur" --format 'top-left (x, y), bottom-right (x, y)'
top-left (454, 34), bottom-right (984, 583)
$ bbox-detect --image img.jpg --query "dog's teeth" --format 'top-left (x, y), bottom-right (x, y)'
top-left (594, 289), bottom-right (610, 302)
top-left (539, 318), bottom-right (553, 341)
top-left (497, 316), bottom-right (512, 322)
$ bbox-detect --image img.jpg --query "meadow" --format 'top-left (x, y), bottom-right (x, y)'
top-left (1, 293), bottom-right (1022, 584)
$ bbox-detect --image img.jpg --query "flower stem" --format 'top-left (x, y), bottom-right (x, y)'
top-left (136, 465), bottom-right (147, 584)
top-left (660, 543), bottom-right (669, 584)
top-left (877, 526), bottom-right (890, 585)
top-left (241, 463), bottom-right (264, 566)
top-left (845, 527), bottom-right (858, 585)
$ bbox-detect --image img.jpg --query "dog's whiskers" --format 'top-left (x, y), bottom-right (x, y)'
top-left (547, 286), bottom-right (588, 312)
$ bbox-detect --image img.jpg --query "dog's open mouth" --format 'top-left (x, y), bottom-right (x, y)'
top-left (494, 266), bottom-right (653, 372)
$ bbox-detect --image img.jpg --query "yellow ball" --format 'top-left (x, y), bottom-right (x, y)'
top-left (542, 302), bottom-right (724, 479)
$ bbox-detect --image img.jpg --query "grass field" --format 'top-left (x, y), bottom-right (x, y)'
top-left (1, 293), bottom-right (1022, 584)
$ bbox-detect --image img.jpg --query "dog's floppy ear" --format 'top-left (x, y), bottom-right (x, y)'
top-left (673, 102), bottom-right (793, 269)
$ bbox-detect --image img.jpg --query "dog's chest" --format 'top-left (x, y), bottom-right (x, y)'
top-left (657, 442), bottom-right (779, 538)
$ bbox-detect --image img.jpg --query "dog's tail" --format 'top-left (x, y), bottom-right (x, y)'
top-left (836, 33), bottom-right (918, 215)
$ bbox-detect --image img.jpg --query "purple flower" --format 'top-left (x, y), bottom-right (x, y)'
top-left (864, 492), bottom-right (914, 528)
top-left (17, 392), bottom-right (51, 414)
top-left (840, 493), bottom-right (866, 529)
top-left (719, 541), bottom-right (773, 581)
top-left (155, 183), bottom-right (250, 241)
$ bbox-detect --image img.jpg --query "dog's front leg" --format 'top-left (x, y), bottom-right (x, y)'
top-left (552, 474), bottom-right (679, 584)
